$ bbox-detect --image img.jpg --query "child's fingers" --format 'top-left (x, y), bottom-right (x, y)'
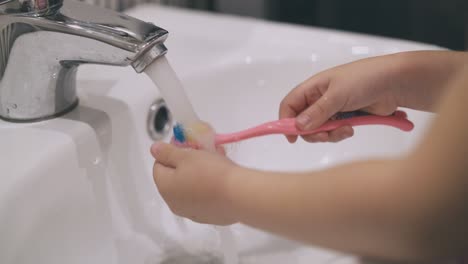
top-left (151, 142), bottom-right (190, 168)
top-left (280, 76), bottom-right (330, 143)
top-left (361, 104), bottom-right (397, 116)
top-left (216, 145), bottom-right (226, 156)
top-left (279, 89), bottom-right (303, 143)
top-left (286, 135), bottom-right (298, 143)
top-left (279, 87), bottom-right (308, 120)
top-left (153, 162), bottom-right (175, 197)
top-left (328, 126), bottom-right (354, 143)
top-left (302, 132), bottom-right (329, 143)
top-left (296, 90), bottom-right (344, 131)
top-left (301, 126), bottom-right (354, 143)
top-left (279, 74), bottom-right (332, 120)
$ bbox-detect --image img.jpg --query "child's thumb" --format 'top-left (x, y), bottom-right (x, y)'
top-left (295, 93), bottom-right (342, 130)
top-left (151, 142), bottom-right (187, 168)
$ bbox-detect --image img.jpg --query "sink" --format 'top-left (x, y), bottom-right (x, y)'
top-left (0, 4), bottom-right (438, 264)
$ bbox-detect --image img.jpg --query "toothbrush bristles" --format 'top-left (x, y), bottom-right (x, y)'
top-left (173, 123), bottom-right (186, 143)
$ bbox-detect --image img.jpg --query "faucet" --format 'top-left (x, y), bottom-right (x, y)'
top-left (0, 0), bottom-right (168, 122)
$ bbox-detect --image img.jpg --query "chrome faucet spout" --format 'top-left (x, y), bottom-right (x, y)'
top-left (0, 0), bottom-right (168, 121)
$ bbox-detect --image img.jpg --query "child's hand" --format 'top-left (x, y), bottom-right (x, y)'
top-left (150, 142), bottom-right (238, 225)
top-left (280, 55), bottom-right (402, 143)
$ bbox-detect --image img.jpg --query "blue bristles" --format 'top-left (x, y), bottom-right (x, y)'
top-left (173, 123), bottom-right (186, 143)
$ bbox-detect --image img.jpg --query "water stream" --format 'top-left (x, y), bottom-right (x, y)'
top-left (145, 56), bottom-right (238, 264)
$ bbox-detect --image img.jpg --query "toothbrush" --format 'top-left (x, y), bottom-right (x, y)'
top-left (173, 110), bottom-right (414, 146)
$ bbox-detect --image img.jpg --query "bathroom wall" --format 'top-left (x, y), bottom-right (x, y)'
top-left (86, 0), bottom-right (467, 50)
top-left (266, 0), bottom-right (468, 50)
top-left (82, 0), bottom-right (213, 13)
top-left (159, 0), bottom-right (468, 50)
top-left (216, 0), bottom-right (267, 18)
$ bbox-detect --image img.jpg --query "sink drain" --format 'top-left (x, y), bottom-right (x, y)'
top-left (147, 99), bottom-right (173, 141)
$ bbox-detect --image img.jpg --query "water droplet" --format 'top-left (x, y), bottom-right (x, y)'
top-left (11, 104), bottom-right (17, 109)
top-left (320, 155), bottom-right (331, 165)
top-left (351, 46), bottom-right (370, 55)
top-left (310, 54), bottom-right (318, 62)
top-left (93, 157), bottom-right (101, 165)
top-left (6, 108), bottom-right (9, 114)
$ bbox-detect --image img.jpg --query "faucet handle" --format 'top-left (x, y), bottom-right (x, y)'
top-left (0, 0), bottom-right (62, 15)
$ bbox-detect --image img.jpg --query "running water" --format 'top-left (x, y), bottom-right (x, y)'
top-left (145, 57), bottom-right (199, 125)
top-left (145, 56), bottom-right (238, 264)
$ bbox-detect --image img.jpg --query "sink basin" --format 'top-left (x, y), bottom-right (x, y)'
top-left (0, 4), bottom-right (438, 264)
top-left (183, 61), bottom-right (432, 172)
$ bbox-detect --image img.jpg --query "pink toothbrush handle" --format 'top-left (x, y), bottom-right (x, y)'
top-left (215, 110), bottom-right (414, 145)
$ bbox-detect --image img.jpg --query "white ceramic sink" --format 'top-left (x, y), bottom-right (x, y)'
top-left (0, 4), bottom-right (438, 264)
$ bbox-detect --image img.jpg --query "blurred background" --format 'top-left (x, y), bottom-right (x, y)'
top-left (95, 0), bottom-right (468, 50)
